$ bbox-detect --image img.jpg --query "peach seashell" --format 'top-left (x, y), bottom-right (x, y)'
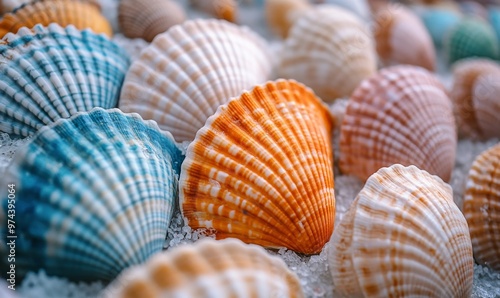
top-left (278, 5), bottom-right (377, 102)
top-left (265, 0), bottom-right (311, 38)
top-left (450, 58), bottom-right (500, 139)
top-left (179, 80), bottom-right (335, 254)
top-left (463, 143), bottom-right (500, 271)
top-left (0, 0), bottom-right (111, 38)
top-left (119, 19), bottom-right (272, 143)
top-left (190, 0), bottom-right (238, 22)
top-left (373, 4), bottom-right (436, 71)
top-left (103, 238), bottom-right (304, 298)
top-left (328, 164), bottom-right (474, 297)
top-left (118, 0), bottom-right (185, 42)
top-left (339, 65), bottom-right (456, 182)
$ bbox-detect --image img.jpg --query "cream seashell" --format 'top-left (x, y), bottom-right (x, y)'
top-left (190, 0), bottom-right (238, 23)
top-left (265, 0), bottom-right (311, 38)
top-left (328, 164), bottom-right (474, 297)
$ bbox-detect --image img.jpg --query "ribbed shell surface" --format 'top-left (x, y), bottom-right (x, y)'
top-left (119, 19), bottom-right (271, 143)
top-left (0, 108), bottom-right (184, 281)
top-left (328, 164), bottom-right (474, 298)
top-left (179, 80), bottom-right (335, 254)
top-left (190, 0), bottom-right (237, 22)
top-left (0, 24), bottom-right (130, 137)
top-left (339, 65), bottom-right (456, 182)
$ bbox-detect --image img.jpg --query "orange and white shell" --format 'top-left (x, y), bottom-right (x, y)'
top-left (118, 0), bottom-right (185, 42)
top-left (103, 238), bottom-right (304, 298)
top-left (450, 58), bottom-right (500, 139)
top-left (373, 4), bottom-right (436, 71)
top-left (190, 0), bottom-right (238, 23)
top-left (265, 0), bottom-right (311, 38)
top-left (328, 164), bottom-right (474, 297)
top-left (118, 19), bottom-right (272, 143)
top-left (278, 5), bottom-right (377, 102)
top-left (339, 65), bottom-right (456, 182)
top-left (463, 143), bottom-right (500, 271)
top-left (0, 0), bottom-right (111, 38)
top-left (179, 80), bottom-right (335, 255)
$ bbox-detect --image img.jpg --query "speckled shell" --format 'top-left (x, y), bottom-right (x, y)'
top-left (0, 108), bottom-right (184, 281)
top-left (328, 164), bottom-right (474, 298)
top-left (463, 143), bottom-right (500, 271)
top-left (0, 24), bottom-right (130, 137)
top-left (373, 4), bottom-right (436, 71)
top-left (179, 80), bottom-right (335, 254)
top-left (118, 0), bottom-right (185, 42)
top-left (265, 0), bottom-right (311, 38)
top-left (278, 5), bottom-right (377, 103)
top-left (103, 238), bottom-right (304, 298)
top-left (445, 18), bottom-right (499, 64)
top-left (119, 19), bottom-right (271, 143)
top-left (340, 65), bottom-right (456, 182)
top-left (190, 0), bottom-right (238, 22)
top-left (0, 0), bottom-right (112, 38)
top-left (421, 8), bottom-right (461, 48)
top-left (450, 58), bottom-right (500, 139)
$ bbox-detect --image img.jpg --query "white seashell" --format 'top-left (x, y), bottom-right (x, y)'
top-left (324, 0), bottom-right (371, 22)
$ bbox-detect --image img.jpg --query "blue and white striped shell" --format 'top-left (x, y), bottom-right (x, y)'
top-left (0, 24), bottom-right (130, 137)
top-left (0, 108), bottom-right (184, 281)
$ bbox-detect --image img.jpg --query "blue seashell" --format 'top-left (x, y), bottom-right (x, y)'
top-left (489, 7), bottom-right (500, 45)
top-left (0, 24), bottom-right (130, 137)
top-left (422, 9), bottom-right (461, 48)
top-left (0, 108), bottom-right (184, 281)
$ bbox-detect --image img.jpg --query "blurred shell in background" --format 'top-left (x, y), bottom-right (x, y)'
top-left (265, 0), bottom-right (311, 38)
top-left (180, 80), bottom-right (335, 255)
top-left (421, 8), bottom-right (461, 48)
top-left (328, 164), bottom-right (474, 297)
top-left (0, 24), bottom-right (130, 137)
top-left (0, 0), bottom-right (30, 14)
top-left (459, 0), bottom-right (488, 20)
top-left (489, 7), bottom-right (500, 45)
top-left (0, 108), bottom-right (184, 281)
top-left (278, 5), bottom-right (377, 102)
top-left (323, 0), bottom-right (371, 22)
top-left (340, 65), bottom-right (456, 182)
top-left (190, 0), bottom-right (238, 22)
top-left (119, 19), bottom-right (271, 143)
top-left (463, 143), bottom-right (500, 271)
top-left (103, 238), bottom-right (304, 298)
top-left (118, 0), bottom-right (186, 42)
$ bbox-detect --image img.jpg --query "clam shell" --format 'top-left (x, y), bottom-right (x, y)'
top-left (118, 0), bottom-right (186, 42)
top-left (339, 65), bottom-right (456, 182)
top-left (0, 0), bottom-right (112, 38)
top-left (190, 0), bottom-right (238, 22)
top-left (0, 24), bottom-right (130, 137)
top-left (463, 143), bottom-right (500, 271)
top-left (328, 164), bottom-right (474, 297)
top-left (119, 19), bottom-right (272, 143)
top-left (278, 5), bottom-right (377, 102)
top-left (421, 8), bottom-right (461, 48)
top-left (0, 108), bottom-right (184, 281)
top-left (103, 238), bottom-right (304, 298)
top-left (265, 0), bottom-right (311, 38)
top-left (179, 80), bottom-right (335, 254)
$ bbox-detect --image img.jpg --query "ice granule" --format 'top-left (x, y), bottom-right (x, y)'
top-left (111, 34), bottom-right (149, 62)
top-left (0, 133), bottom-right (30, 175)
top-left (472, 264), bottom-right (500, 298)
top-left (19, 271), bottom-right (104, 298)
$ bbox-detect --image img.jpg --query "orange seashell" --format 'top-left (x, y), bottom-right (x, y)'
top-left (179, 79), bottom-right (335, 255)
top-left (340, 65), bottom-right (456, 182)
top-left (0, 0), bottom-right (112, 38)
top-left (190, 0), bottom-right (238, 23)
top-left (265, 0), bottom-right (311, 38)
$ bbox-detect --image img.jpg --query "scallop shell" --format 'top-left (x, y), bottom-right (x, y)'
top-left (0, 108), bottom-right (184, 281)
top-left (119, 19), bottom-right (271, 143)
top-left (328, 164), bottom-right (474, 297)
top-left (463, 143), bottom-right (500, 271)
top-left (103, 238), bottom-right (304, 298)
top-left (265, 0), bottom-right (311, 38)
top-left (179, 80), bottom-right (335, 254)
top-left (190, 0), bottom-right (238, 22)
top-left (373, 4), bottom-right (436, 71)
top-left (0, 0), bottom-right (30, 14)
top-left (489, 7), bottom-right (500, 48)
top-left (339, 65), bottom-right (456, 182)
top-left (0, 0), bottom-right (112, 38)
top-left (323, 0), bottom-right (371, 22)
top-left (421, 8), bottom-right (461, 48)
top-left (0, 24), bottom-right (130, 137)
top-left (278, 5), bottom-right (377, 103)
top-left (118, 0), bottom-right (186, 42)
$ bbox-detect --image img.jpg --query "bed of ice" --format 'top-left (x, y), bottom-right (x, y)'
top-left (0, 0), bottom-right (499, 297)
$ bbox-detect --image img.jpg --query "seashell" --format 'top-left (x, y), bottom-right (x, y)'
top-left (0, 24), bottom-right (130, 137)
top-left (421, 8), bottom-right (461, 48)
top-left (463, 143), bottom-right (500, 271)
top-left (265, 0), bottom-right (311, 38)
top-left (373, 4), bottom-right (436, 71)
top-left (489, 7), bottom-right (500, 45)
top-left (179, 80), bottom-right (335, 255)
top-left (278, 5), bottom-right (377, 103)
top-left (119, 19), bottom-right (271, 143)
top-left (327, 164), bottom-right (474, 297)
top-left (339, 65), bottom-right (456, 182)
top-left (0, 0), bottom-right (30, 14)
top-left (118, 0), bottom-right (186, 42)
top-left (0, 108), bottom-right (184, 281)
top-left (0, 0), bottom-right (112, 38)
top-left (103, 238), bottom-right (304, 298)
top-left (444, 17), bottom-right (499, 64)
top-left (459, 1), bottom-right (488, 20)
top-left (323, 0), bottom-right (372, 22)
top-left (190, 0), bottom-right (238, 22)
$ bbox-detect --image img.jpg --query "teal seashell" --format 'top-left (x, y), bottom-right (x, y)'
top-left (0, 108), bottom-right (184, 281)
top-left (489, 7), bottom-right (500, 45)
top-left (0, 23), bottom-right (130, 137)
top-left (421, 9), bottom-right (461, 48)
top-left (445, 18), bottom-right (499, 64)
